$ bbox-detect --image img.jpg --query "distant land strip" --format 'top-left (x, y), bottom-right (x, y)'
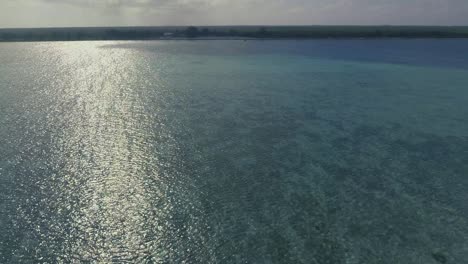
top-left (1, 26), bottom-right (468, 42)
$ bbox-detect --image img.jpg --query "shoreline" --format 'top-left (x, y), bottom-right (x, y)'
top-left (2, 36), bottom-right (468, 43)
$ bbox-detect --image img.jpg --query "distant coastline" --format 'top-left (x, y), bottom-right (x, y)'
top-left (1, 26), bottom-right (468, 42)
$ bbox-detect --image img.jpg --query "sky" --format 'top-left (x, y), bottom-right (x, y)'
top-left (1, 0), bottom-right (468, 28)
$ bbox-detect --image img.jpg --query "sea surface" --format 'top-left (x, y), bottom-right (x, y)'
top-left (1, 40), bottom-right (468, 263)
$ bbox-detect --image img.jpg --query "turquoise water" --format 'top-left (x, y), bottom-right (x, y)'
top-left (1, 40), bottom-right (468, 263)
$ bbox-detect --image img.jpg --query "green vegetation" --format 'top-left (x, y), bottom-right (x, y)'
top-left (1, 26), bottom-right (468, 42)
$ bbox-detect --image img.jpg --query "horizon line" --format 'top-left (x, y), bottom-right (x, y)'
top-left (2, 24), bottom-right (468, 30)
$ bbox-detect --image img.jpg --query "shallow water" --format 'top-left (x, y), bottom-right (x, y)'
top-left (1, 40), bottom-right (468, 263)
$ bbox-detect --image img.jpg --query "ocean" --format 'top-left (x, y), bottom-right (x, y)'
top-left (1, 39), bottom-right (468, 263)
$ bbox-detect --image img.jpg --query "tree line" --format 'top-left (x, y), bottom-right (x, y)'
top-left (1, 26), bottom-right (468, 41)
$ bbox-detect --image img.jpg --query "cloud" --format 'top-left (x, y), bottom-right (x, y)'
top-left (1, 0), bottom-right (468, 27)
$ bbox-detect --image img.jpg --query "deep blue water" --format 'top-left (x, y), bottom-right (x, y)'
top-left (107, 39), bottom-right (468, 69)
top-left (1, 40), bottom-right (468, 263)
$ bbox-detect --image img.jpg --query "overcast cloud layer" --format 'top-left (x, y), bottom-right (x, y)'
top-left (1, 0), bottom-right (468, 28)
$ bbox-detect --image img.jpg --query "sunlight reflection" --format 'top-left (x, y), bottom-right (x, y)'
top-left (44, 42), bottom-right (168, 262)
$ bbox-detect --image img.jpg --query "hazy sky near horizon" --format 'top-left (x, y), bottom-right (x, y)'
top-left (1, 0), bottom-right (468, 28)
